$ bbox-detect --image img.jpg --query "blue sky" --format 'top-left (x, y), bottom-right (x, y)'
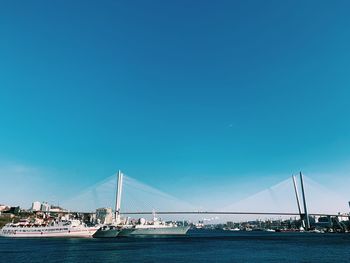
top-left (1, 1), bottom-right (350, 209)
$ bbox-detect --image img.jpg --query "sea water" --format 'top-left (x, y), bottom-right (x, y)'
top-left (1, 230), bottom-right (350, 262)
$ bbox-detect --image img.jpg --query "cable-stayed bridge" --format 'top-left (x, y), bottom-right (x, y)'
top-left (62, 171), bottom-right (350, 226)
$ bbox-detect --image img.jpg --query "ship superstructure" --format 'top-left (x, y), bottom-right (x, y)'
top-left (118, 212), bottom-right (190, 236)
top-left (0, 218), bottom-right (98, 238)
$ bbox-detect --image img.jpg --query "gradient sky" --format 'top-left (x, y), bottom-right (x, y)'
top-left (1, 1), bottom-right (350, 209)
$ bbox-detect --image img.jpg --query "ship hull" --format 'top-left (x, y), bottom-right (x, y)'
top-left (0, 227), bottom-right (98, 238)
top-left (93, 227), bottom-right (120, 238)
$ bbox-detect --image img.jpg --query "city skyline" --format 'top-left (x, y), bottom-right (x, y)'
top-left (1, 1), bottom-right (350, 211)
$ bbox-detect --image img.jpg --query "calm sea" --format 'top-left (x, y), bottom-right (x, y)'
top-left (1, 230), bottom-right (350, 263)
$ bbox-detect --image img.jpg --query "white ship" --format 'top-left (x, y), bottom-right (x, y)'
top-left (118, 215), bottom-right (190, 237)
top-left (93, 225), bottom-right (121, 238)
top-left (0, 218), bottom-right (98, 238)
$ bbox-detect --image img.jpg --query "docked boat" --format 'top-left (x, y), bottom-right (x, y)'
top-left (0, 219), bottom-right (98, 238)
top-left (92, 225), bottom-right (121, 238)
top-left (118, 217), bottom-right (190, 237)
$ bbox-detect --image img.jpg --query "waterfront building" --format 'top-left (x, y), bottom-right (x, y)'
top-left (2, 207), bottom-right (20, 215)
top-left (40, 202), bottom-right (50, 212)
top-left (49, 205), bottom-right (65, 213)
top-left (0, 205), bottom-right (10, 212)
top-left (96, 208), bottom-right (113, 224)
top-left (31, 201), bottom-right (41, 211)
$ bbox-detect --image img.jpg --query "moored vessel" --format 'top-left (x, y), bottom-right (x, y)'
top-left (118, 219), bottom-right (190, 237)
top-left (0, 218), bottom-right (98, 238)
top-left (92, 225), bottom-right (121, 238)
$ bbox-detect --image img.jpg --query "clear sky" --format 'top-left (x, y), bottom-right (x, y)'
top-left (1, 1), bottom-right (350, 209)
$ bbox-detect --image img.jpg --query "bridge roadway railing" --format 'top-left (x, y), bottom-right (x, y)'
top-left (36, 210), bottom-right (349, 218)
top-left (120, 211), bottom-right (348, 217)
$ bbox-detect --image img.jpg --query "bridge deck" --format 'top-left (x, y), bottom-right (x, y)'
top-left (120, 211), bottom-right (348, 217)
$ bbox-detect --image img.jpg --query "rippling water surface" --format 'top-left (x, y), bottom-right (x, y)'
top-left (1, 230), bottom-right (350, 262)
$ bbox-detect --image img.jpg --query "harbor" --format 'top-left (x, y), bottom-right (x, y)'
top-left (0, 171), bottom-right (192, 238)
top-left (1, 171), bottom-right (350, 238)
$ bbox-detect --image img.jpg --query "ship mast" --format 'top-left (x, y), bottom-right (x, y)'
top-left (115, 170), bottom-right (123, 224)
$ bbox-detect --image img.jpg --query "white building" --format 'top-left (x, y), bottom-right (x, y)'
top-left (0, 204), bottom-right (10, 212)
top-left (31, 201), bottom-right (41, 211)
top-left (40, 202), bottom-right (50, 212)
top-left (49, 206), bottom-right (65, 213)
top-left (96, 207), bottom-right (113, 224)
